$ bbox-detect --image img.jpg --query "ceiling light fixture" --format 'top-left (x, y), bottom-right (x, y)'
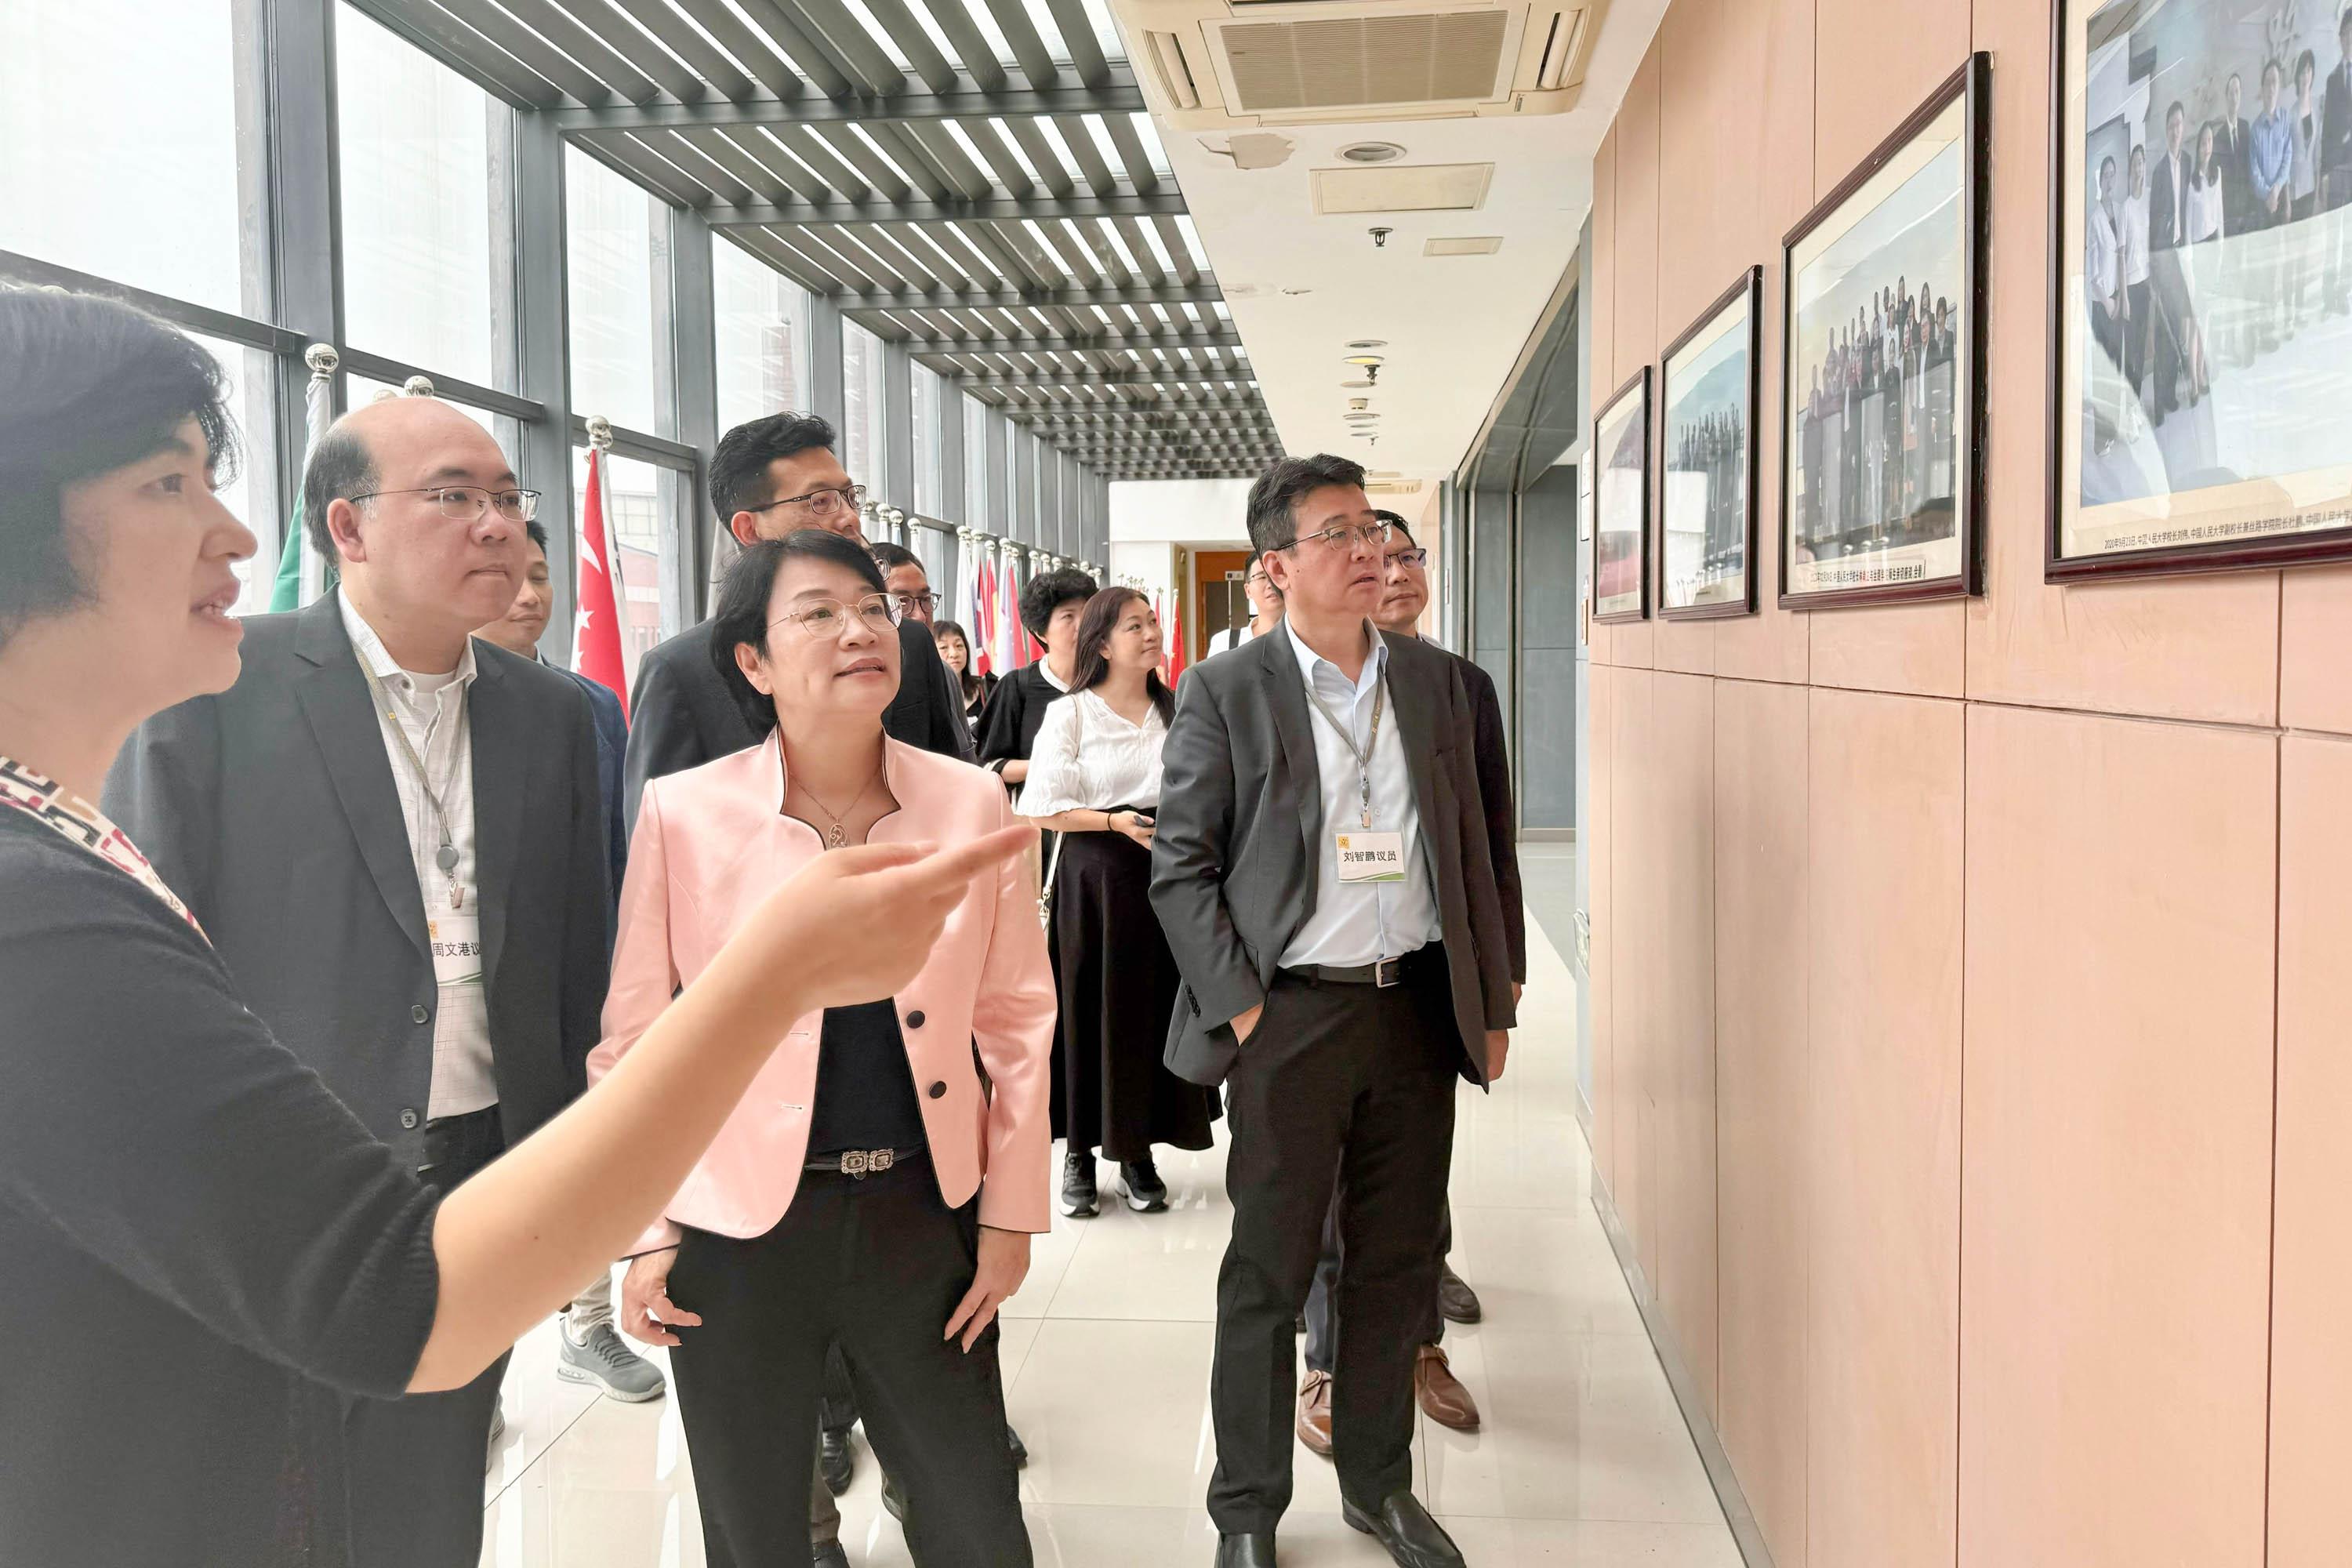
top-left (1339, 140), bottom-right (1407, 164)
top-left (1345, 339), bottom-right (1388, 351)
top-left (1343, 354), bottom-right (1385, 368)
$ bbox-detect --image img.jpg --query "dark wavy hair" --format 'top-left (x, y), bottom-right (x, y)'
top-left (1018, 565), bottom-right (1098, 641)
top-left (1068, 587), bottom-right (1174, 724)
top-left (1, 289), bottom-right (240, 654)
top-left (708, 527), bottom-right (889, 735)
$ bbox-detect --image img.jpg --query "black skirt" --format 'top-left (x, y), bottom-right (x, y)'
top-left (1047, 822), bottom-right (1220, 1161)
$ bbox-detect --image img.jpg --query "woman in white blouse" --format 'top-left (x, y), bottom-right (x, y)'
top-left (1016, 588), bottom-right (1220, 1219)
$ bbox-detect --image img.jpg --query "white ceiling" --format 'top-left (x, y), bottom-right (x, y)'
top-left (1127, 0), bottom-right (1668, 482)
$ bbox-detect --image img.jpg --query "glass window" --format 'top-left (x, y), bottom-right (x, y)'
top-left (190, 333), bottom-right (278, 615)
top-left (336, 5), bottom-right (498, 387)
top-left (0, 1), bottom-right (253, 314)
top-left (565, 147), bottom-right (662, 434)
top-left (572, 446), bottom-right (673, 693)
top-left (964, 394), bottom-right (989, 531)
top-left (344, 375), bottom-right (523, 470)
top-left (841, 323), bottom-right (886, 492)
top-left (913, 366), bottom-right (944, 519)
top-left (713, 240), bottom-right (810, 432)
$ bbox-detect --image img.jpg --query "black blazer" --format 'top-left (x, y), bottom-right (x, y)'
top-left (2150, 151), bottom-right (2189, 250)
top-left (1148, 626), bottom-right (1517, 1090)
top-left (975, 662), bottom-right (1068, 779)
top-left (2325, 65), bottom-right (2352, 176)
top-left (103, 594), bottom-right (612, 1167)
top-left (624, 615), bottom-right (971, 831)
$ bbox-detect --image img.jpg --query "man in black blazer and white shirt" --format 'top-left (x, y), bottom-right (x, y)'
top-left (1150, 455), bottom-right (1516, 1568)
top-left (106, 396), bottom-right (612, 1567)
top-left (622, 412), bottom-right (971, 830)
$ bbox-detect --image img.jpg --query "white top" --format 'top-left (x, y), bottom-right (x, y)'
top-left (1016, 688), bottom-right (1167, 815)
top-left (2294, 105), bottom-right (2321, 199)
top-left (2188, 176), bottom-right (2225, 243)
top-left (1276, 621), bottom-right (1440, 970)
top-left (2122, 190), bottom-right (2151, 285)
top-left (2087, 201), bottom-right (2122, 300)
top-left (339, 588), bottom-right (496, 1120)
top-left (1207, 620), bottom-right (1262, 656)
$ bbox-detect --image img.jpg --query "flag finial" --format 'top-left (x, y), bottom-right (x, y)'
top-left (586, 416), bottom-right (615, 452)
top-left (401, 375), bottom-right (435, 398)
top-left (303, 343), bottom-right (339, 379)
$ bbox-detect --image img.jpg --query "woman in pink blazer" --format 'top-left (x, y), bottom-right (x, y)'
top-left (591, 528), bottom-right (1054, 1568)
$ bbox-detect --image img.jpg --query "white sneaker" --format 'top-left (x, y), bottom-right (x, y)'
top-left (558, 1320), bottom-right (668, 1403)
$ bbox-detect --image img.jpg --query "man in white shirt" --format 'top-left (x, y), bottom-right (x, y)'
top-left (2088, 155), bottom-right (2128, 448)
top-left (2123, 143), bottom-right (2154, 406)
top-left (1207, 561), bottom-right (1284, 655)
top-left (107, 396), bottom-right (613, 1567)
top-left (1151, 455), bottom-right (1516, 1568)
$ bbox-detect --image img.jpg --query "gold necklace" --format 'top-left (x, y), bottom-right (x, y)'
top-left (789, 756), bottom-right (885, 850)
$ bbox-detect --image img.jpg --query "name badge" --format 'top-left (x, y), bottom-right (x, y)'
top-left (427, 911), bottom-right (485, 989)
top-left (1334, 831), bottom-right (1406, 884)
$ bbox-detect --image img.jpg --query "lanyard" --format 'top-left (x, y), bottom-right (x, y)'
top-left (354, 657), bottom-right (466, 909)
top-left (1302, 672), bottom-right (1385, 831)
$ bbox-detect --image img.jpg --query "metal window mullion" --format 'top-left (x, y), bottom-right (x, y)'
top-left (666, 208), bottom-right (720, 622)
top-left (259, 0), bottom-right (343, 584)
top-left (510, 107), bottom-right (577, 660)
top-left (882, 336), bottom-right (914, 508)
top-left (938, 369), bottom-right (967, 523)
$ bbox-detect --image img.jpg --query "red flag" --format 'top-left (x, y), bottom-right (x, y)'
top-left (1002, 554), bottom-right (1029, 670)
top-left (972, 555), bottom-right (997, 677)
top-left (572, 448), bottom-right (630, 718)
top-left (1163, 587), bottom-right (1187, 684)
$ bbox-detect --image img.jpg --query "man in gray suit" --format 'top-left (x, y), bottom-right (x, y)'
top-left (1150, 455), bottom-right (1516, 1568)
top-left (106, 396), bottom-right (611, 1568)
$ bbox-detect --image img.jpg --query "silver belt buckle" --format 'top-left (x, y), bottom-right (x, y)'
top-left (840, 1148), bottom-right (896, 1178)
top-left (1374, 956), bottom-right (1403, 989)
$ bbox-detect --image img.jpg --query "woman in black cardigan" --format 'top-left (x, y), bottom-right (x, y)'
top-left (0, 289), bottom-right (1029, 1567)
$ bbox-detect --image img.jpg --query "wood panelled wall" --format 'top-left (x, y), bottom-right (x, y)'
top-left (1582, 0), bottom-right (2352, 1563)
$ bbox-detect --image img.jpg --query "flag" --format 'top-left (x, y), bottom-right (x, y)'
top-left (572, 447), bottom-right (630, 718)
top-left (1162, 587), bottom-right (1187, 684)
top-left (267, 347), bottom-right (340, 612)
top-left (972, 546), bottom-right (998, 677)
top-left (1000, 551), bottom-right (1028, 670)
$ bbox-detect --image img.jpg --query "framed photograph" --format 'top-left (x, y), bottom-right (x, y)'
top-left (1781, 54), bottom-right (1991, 608)
top-left (2050, 0), bottom-right (2352, 578)
top-left (1592, 365), bottom-right (1653, 622)
top-left (1659, 267), bottom-right (1763, 616)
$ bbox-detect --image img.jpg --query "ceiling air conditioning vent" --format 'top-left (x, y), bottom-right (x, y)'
top-left (1112, 0), bottom-right (1608, 129)
top-left (1365, 479), bottom-right (1425, 495)
top-left (1424, 234), bottom-right (1504, 254)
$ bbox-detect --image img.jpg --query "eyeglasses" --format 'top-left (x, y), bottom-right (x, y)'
top-left (891, 590), bottom-right (939, 615)
top-left (354, 485), bottom-right (542, 524)
top-left (771, 594), bottom-right (901, 640)
top-left (1282, 520), bottom-right (1394, 554)
top-left (1383, 547), bottom-right (1430, 568)
top-left (749, 484), bottom-right (866, 521)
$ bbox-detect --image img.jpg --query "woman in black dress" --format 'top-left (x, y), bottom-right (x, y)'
top-left (0, 288), bottom-right (1027, 1566)
top-left (1015, 588), bottom-right (1219, 1218)
top-left (933, 618), bottom-right (995, 735)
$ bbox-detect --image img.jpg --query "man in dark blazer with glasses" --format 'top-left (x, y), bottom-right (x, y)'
top-left (1151, 454), bottom-right (1517, 1568)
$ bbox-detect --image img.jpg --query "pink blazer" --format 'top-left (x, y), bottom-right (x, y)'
top-left (588, 731), bottom-right (1055, 1255)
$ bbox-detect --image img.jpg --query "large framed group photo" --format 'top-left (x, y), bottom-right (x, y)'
top-left (1782, 54), bottom-right (1992, 608)
top-left (2053, 0), bottom-right (2352, 575)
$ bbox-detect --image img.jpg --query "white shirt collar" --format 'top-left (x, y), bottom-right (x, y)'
top-left (1284, 618), bottom-right (1387, 699)
top-left (339, 586), bottom-right (480, 691)
top-left (1038, 659), bottom-right (1073, 693)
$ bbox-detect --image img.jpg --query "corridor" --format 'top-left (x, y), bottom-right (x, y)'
top-left (478, 905), bottom-right (1739, 1567)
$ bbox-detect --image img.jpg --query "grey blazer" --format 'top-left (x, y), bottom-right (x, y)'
top-left (103, 595), bottom-right (612, 1169)
top-left (1147, 626), bottom-right (1517, 1089)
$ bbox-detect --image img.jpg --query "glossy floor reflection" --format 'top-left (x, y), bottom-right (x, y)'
top-left (481, 920), bottom-right (1738, 1566)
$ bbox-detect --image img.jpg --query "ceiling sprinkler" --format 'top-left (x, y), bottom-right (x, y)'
top-left (1369, 227), bottom-right (1393, 249)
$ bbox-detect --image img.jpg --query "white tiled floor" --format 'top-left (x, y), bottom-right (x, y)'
top-left (480, 921), bottom-right (1738, 1567)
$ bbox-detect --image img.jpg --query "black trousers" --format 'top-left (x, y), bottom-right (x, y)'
top-left (1302, 1194), bottom-right (1450, 1377)
top-left (343, 1106), bottom-right (509, 1568)
top-left (1209, 957), bottom-right (1459, 1533)
top-left (667, 1154), bottom-right (1032, 1568)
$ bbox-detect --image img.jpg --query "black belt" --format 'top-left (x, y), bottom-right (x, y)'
top-left (804, 1145), bottom-right (927, 1178)
top-left (1280, 946), bottom-right (1436, 989)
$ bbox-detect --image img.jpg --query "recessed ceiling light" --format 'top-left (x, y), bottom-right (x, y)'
top-left (1343, 354), bottom-right (1385, 368)
top-left (1345, 339), bottom-right (1388, 351)
top-left (1339, 141), bottom-right (1407, 164)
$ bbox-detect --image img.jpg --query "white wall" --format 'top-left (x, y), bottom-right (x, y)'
top-left (1107, 478), bottom-right (1253, 546)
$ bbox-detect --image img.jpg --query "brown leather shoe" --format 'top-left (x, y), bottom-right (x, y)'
top-left (1414, 1345), bottom-right (1479, 1432)
top-left (1295, 1370), bottom-right (1334, 1457)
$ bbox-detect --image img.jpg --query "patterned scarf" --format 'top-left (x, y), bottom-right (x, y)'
top-left (0, 753), bottom-right (206, 939)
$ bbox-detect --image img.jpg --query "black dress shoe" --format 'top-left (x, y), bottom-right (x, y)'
top-left (1214, 1530), bottom-right (1276, 1567)
top-left (811, 1542), bottom-right (850, 1568)
top-left (1341, 1490), bottom-right (1464, 1568)
top-left (1437, 1263), bottom-right (1483, 1326)
top-left (1007, 1422), bottom-right (1029, 1468)
top-left (1061, 1150), bottom-right (1098, 1218)
top-left (1120, 1157), bottom-right (1169, 1212)
top-left (818, 1426), bottom-right (855, 1496)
